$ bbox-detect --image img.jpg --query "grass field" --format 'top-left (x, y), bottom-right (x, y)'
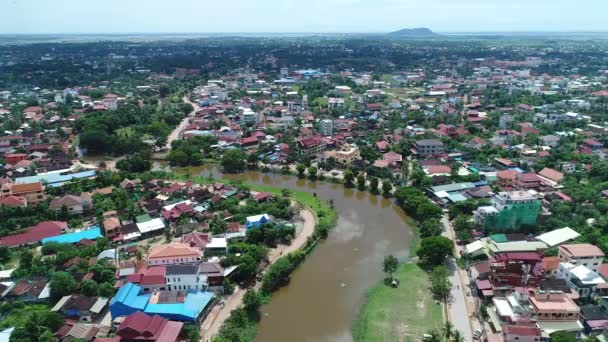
top-left (353, 263), bottom-right (443, 342)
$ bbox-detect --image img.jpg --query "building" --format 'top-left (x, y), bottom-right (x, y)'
top-left (114, 311), bottom-right (183, 342)
top-left (529, 290), bottom-right (581, 328)
top-left (558, 244), bottom-right (604, 272)
top-left (412, 139), bottom-right (444, 156)
top-left (165, 265), bottom-right (208, 292)
top-left (51, 295), bottom-right (109, 322)
top-left (297, 136), bottom-right (326, 160)
top-left (488, 252), bottom-right (543, 289)
top-left (497, 169), bottom-right (519, 188)
top-left (103, 217), bottom-right (122, 240)
top-left (558, 262), bottom-right (606, 298)
top-left (0, 221), bottom-right (66, 248)
top-left (474, 191), bottom-right (541, 231)
top-left (241, 108), bottom-right (258, 125)
top-left (147, 243), bottom-right (203, 266)
top-left (0, 182), bottom-right (45, 206)
top-left (502, 325), bottom-right (542, 342)
top-left (323, 144), bottom-right (361, 165)
top-left (109, 282), bottom-right (214, 322)
top-left (49, 193), bottom-right (92, 215)
top-left (319, 119), bottom-right (333, 136)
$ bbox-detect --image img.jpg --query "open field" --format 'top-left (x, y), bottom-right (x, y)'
top-left (353, 263), bottom-right (443, 342)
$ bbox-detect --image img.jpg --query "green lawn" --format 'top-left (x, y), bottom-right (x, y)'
top-left (353, 263), bottom-right (443, 342)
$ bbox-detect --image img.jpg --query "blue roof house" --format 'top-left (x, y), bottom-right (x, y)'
top-left (246, 214), bottom-right (270, 229)
top-left (110, 283), bottom-right (215, 322)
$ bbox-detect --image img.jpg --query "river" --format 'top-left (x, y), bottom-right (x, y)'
top-left (175, 165), bottom-right (414, 342)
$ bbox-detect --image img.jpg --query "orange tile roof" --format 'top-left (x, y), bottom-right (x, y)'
top-left (11, 182), bottom-right (43, 193)
top-left (147, 243), bottom-right (202, 260)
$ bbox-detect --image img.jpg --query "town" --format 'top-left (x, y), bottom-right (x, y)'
top-left (0, 35), bottom-right (608, 342)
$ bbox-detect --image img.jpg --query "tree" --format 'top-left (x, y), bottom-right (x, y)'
top-left (210, 214), bottom-right (228, 235)
top-left (382, 179), bottom-right (393, 196)
top-left (97, 282), bottom-right (115, 297)
top-left (383, 255), bottom-right (399, 279)
top-left (221, 149), bottom-right (247, 173)
top-left (420, 219), bottom-right (443, 238)
top-left (417, 236), bottom-right (454, 267)
top-left (243, 289), bottom-right (263, 314)
top-left (80, 279), bottom-right (98, 297)
top-left (369, 177), bottom-right (379, 194)
top-left (416, 202), bottom-right (443, 221)
top-left (19, 249), bottom-right (34, 270)
top-left (343, 170), bottom-right (355, 187)
top-left (182, 325), bottom-right (201, 342)
top-left (452, 330), bottom-right (465, 342)
top-left (50, 271), bottom-right (77, 299)
top-left (430, 266), bottom-right (452, 301)
top-left (442, 321), bottom-right (454, 341)
top-left (357, 174), bottom-right (366, 190)
top-left (307, 166), bottom-right (318, 179)
top-left (296, 164), bottom-right (306, 177)
top-left (0, 246), bottom-right (10, 263)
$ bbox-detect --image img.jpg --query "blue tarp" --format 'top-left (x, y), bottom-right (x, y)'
top-left (41, 226), bottom-right (102, 244)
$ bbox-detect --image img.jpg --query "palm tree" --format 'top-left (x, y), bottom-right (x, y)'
top-left (452, 330), bottom-right (464, 342)
top-left (442, 321), bottom-right (454, 341)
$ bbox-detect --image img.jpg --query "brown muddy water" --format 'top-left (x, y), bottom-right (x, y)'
top-left (174, 165), bottom-right (413, 342)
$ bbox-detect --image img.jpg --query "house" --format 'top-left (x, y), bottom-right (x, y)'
top-left (488, 252), bottom-right (543, 288)
top-left (109, 282), bottom-right (214, 322)
top-left (5, 278), bottom-right (50, 302)
top-left (412, 139), bottom-right (444, 156)
top-left (558, 262), bottom-right (606, 298)
top-left (528, 290), bottom-right (581, 332)
top-left (49, 193), bottom-right (92, 215)
top-left (115, 311), bottom-right (183, 342)
top-left (558, 244), bottom-right (605, 272)
top-left (582, 139), bottom-right (603, 150)
top-left (580, 304), bottom-right (608, 337)
top-left (0, 195), bottom-right (27, 207)
top-left (120, 178), bottom-right (142, 190)
top-left (0, 221), bottom-right (66, 248)
top-left (502, 325), bottom-right (542, 342)
top-left (147, 243), bottom-right (203, 266)
top-left (541, 257), bottom-right (561, 278)
top-left (540, 135), bottom-right (561, 148)
top-left (165, 265), bottom-right (208, 291)
top-left (538, 167), bottom-right (564, 183)
top-left (54, 322), bottom-right (106, 342)
top-left (51, 295), bottom-right (109, 322)
top-left (535, 227), bottom-right (580, 247)
top-left (0, 182), bottom-right (46, 206)
top-left (246, 214), bottom-right (270, 229)
top-left (103, 217), bottom-right (122, 240)
top-left (497, 169), bottom-right (519, 188)
top-left (516, 173), bottom-right (541, 190)
top-left (3, 153), bottom-right (27, 165)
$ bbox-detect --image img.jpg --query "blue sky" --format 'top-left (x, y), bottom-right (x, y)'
top-left (1, 0), bottom-right (607, 34)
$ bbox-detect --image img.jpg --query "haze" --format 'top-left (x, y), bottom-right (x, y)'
top-left (1, 0), bottom-right (607, 34)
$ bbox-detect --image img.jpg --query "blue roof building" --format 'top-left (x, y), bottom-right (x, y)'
top-left (246, 214), bottom-right (270, 229)
top-left (16, 170), bottom-right (96, 188)
top-left (41, 226), bottom-right (102, 244)
top-left (109, 283), bottom-right (215, 322)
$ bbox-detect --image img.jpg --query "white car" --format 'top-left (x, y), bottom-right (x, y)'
top-left (473, 328), bottom-right (483, 339)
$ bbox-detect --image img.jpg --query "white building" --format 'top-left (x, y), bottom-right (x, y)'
top-left (319, 119), bottom-right (333, 136)
top-left (558, 262), bottom-right (605, 298)
top-left (558, 244), bottom-right (604, 272)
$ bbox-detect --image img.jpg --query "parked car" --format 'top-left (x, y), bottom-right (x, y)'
top-left (473, 328), bottom-right (483, 339)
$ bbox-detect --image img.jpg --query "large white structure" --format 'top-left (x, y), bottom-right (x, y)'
top-left (319, 119), bottom-right (333, 136)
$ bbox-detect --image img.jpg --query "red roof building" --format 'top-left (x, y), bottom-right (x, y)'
top-left (116, 311), bottom-right (183, 342)
top-left (0, 220), bottom-right (66, 247)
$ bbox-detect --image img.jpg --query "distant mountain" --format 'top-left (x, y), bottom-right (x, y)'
top-left (388, 28), bottom-right (440, 37)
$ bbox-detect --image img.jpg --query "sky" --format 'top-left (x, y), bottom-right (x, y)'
top-left (1, 0), bottom-right (607, 34)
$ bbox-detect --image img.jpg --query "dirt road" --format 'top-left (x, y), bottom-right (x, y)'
top-left (200, 208), bottom-right (317, 340)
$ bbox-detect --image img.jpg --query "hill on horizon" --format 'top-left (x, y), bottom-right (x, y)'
top-left (387, 28), bottom-right (440, 37)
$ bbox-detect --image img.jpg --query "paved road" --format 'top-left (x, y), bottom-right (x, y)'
top-left (441, 214), bottom-right (474, 341)
top-left (446, 257), bottom-right (473, 341)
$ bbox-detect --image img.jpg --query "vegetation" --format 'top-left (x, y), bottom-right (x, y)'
top-left (353, 263), bottom-right (443, 342)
